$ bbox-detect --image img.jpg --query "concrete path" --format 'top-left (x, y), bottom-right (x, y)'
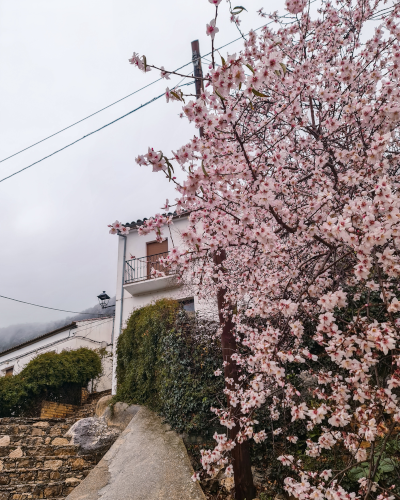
top-left (66, 406), bottom-right (205, 500)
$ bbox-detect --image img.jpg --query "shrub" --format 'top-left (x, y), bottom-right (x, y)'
top-left (0, 347), bottom-right (102, 417)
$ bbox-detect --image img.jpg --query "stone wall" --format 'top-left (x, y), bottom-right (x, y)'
top-left (0, 390), bottom-right (110, 500)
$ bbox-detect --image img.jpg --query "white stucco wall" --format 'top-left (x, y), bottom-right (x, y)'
top-left (0, 316), bottom-right (114, 392)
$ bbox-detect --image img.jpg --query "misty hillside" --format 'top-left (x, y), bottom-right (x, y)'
top-left (0, 297), bottom-right (116, 353)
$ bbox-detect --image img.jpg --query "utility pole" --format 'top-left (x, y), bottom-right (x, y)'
top-left (191, 40), bottom-right (204, 138)
top-left (192, 38), bottom-right (255, 500)
top-left (213, 250), bottom-right (256, 500)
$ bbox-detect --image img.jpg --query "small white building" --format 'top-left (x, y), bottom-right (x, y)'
top-left (0, 317), bottom-right (114, 392)
top-left (111, 213), bottom-right (200, 393)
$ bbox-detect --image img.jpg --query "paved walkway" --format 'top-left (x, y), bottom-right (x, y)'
top-left (66, 406), bottom-right (205, 500)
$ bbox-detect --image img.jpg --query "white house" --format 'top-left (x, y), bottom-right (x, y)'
top-left (111, 212), bottom-right (200, 394)
top-left (0, 317), bottom-right (114, 392)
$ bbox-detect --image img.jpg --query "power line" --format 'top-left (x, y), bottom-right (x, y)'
top-left (0, 294), bottom-right (114, 316)
top-left (0, 26), bottom-right (269, 166)
top-left (0, 8), bottom-right (383, 169)
top-left (0, 82), bottom-right (191, 184)
top-left (0, 11), bottom-right (385, 185)
top-left (0, 75), bottom-right (188, 166)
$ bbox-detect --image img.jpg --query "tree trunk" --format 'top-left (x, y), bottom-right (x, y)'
top-left (213, 250), bottom-right (256, 500)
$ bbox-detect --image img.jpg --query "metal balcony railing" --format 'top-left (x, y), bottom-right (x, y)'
top-left (125, 251), bottom-right (170, 283)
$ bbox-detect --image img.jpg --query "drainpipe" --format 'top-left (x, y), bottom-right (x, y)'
top-left (111, 234), bottom-right (127, 395)
top-left (110, 315), bottom-right (115, 346)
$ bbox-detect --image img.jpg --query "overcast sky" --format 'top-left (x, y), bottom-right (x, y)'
top-left (0, 0), bottom-right (384, 334)
top-left (0, 0), bottom-right (272, 330)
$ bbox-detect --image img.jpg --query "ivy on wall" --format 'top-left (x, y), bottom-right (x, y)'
top-left (0, 348), bottom-right (102, 417)
top-left (115, 299), bottom-right (224, 434)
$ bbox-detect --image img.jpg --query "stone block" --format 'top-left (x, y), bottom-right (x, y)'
top-left (70, 457), bottom-right (86, 470)
top-left (49, 471), bottom-right (61, 480)
top-left (51, 437), bottom-right (69, 446)
top-left (65, 477), bottom-right (80, 486)
top-left (37, 470), bottom-right (50, 480)
top-left (44, 459), bottom-right (62, 470)
top-left (33, 421), bottom-right (49, 428)
top-left (44, 484), bottom-right (62, 497)
top-left (0, 436), bottom-right (10, 447)
top-left (8, 448), bottom-right (22, 459)
top-left (31, 428), bottom-right (43, 437)
top-left (19, 459), bottom-right (32, 468)
top-left (0, 461), bottom-right (3, 471)
top-left (20, 471), bottom-right (35, 482)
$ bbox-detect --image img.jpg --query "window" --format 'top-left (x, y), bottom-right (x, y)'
top-left (179, 298), bottom-right (195, 312)
top-left (5, 367), bottom-right (13, 377)
top-left (146, 240), bottom-right (168, 279)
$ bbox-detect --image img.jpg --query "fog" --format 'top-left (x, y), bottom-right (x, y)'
top-left (0, 298), bottom-right (115, 353)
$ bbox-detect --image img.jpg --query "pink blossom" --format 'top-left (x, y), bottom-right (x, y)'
top-left (160, 66), bottom-right (170, 80)
top-left (206, 19), bottom-right (219, 40)
top-left (285, 0), bottom-right (307, 15)
top-left (135, 155), bottom-right (147, 166)
top-left (277, 455), bottom-right (294, 466)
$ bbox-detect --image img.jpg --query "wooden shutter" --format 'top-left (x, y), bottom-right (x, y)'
top-left (147, 240), bottom-right (168, 257)
top-left (146, 240), bottom-right (168, 278)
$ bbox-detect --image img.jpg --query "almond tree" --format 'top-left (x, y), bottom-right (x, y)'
top-left (113, 1), bottom-right (400, 499)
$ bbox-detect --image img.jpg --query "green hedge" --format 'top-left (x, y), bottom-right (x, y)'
top-left (0, 348), bottom-right (102, 417)
top-left (115, 299), bottom-right (224, 434)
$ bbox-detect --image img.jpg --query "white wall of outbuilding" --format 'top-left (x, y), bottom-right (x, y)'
top-left (0, 317), bottom-right (114, 392)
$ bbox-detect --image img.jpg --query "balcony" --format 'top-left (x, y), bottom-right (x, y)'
top-left (123, 251), bottom-right (181, 296)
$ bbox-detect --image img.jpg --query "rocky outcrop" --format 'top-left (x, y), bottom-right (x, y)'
top-left (95, 396), bottom-right (139, 432)
top-left (65, 418), bottom-right (119, 455)
top-left (102, 403), bottom-right (139, 432)
top-left (94, 395), bottom-right (112, 418)
top-left (64, 398), bottom-right (139, 456)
